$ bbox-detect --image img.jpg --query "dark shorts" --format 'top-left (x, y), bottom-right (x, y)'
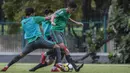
top-left (51, 30), bottom-right (67, 46)
top-left (22, 36), bottom-right (55, 55)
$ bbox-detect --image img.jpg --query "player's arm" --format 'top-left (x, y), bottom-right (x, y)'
top-left (33, 16), bottom-right (46, 35)
top-left (33, 16), bottom-right (45, 24)
top-left (34, 16), bottom-right (50, 24)
top-left (69, 18), bottom-right (83, 26)
top-left (50, 14), bottom-right (56, 26)
top-left (45, 14), bottom-right (53, 20)
top-left (40, 25), bottom-right (44, 35)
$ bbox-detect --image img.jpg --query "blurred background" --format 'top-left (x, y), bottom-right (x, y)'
top-left (0, 0), bottom-right (130, 64)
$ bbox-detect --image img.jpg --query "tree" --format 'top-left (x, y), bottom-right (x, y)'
top-left (82, 0), bottom-right (91, 42)
top-left (0, 0), bottom-right (4, 21)
top-left (2, 0), bottom-right (64, 34)
top-left (107, 0), bottom-right (130, 63)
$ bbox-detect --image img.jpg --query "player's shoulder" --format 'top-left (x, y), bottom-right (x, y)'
top-left (21, 17), bottom-right (33, 24)
top-left (33, 16), bottom-right (45, 19)
top-left (56, 8), bottom-right (66, 13)
top-left (21, 18), bottom-right (28, 24)
top-left (33, 16), bottom-right (45, 21)
top-left (59, 8), bottom-right (66, 11)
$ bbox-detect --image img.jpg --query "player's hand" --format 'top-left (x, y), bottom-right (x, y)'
top-left (51, 22), bottom-right (56, 26)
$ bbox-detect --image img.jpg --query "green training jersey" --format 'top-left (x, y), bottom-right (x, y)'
top-left (51, 8), bottom-right (71, 32)
top-left (21, 16), bottom-right (45, 43)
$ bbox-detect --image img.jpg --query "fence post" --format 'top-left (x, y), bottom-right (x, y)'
top-left (103, 15), bottom-right (107, 52)
top-left (1, 22), bottom-right (4, 35)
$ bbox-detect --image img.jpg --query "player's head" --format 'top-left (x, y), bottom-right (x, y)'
top-left (67, 1), bottom-right (77, 13)
top-left (25, 7), bottom-right (35, 16)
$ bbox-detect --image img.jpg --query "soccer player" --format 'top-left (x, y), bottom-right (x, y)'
top-left (50, 1), bottom-right (84, 72)
top-left (1, 7), bottom-right (63, 72)
top-left (28, 10), bottom-right (65, 72)
top-left (29, 8), bottom-right (84, 72)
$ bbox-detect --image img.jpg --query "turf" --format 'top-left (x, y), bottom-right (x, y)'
top-left (0, 63), bottom-right (130, 73)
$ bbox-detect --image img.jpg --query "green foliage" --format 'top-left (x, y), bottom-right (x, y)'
top-left (2, 0), bottom-right (64, 34)
top-left (85, 27), bottom-right (104, 52)
top-left (107, 0), bottom-right (130, 63)
top-left (2, 0), bottom-right (82, 34)
top-left (108, 52), bottom-right (121, 64)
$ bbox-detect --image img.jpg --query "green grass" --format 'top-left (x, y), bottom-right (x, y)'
top-left (0, 63), bottom-right (130, 73)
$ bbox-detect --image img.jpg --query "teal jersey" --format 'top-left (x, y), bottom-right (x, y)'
top-left (42, 20), bottom-right (52, 40)
top-left (51, 8), bottom-right (71, 32)
top-left (21, 16), bottom-right (45, 43)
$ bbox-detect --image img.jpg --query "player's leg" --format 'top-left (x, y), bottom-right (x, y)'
top-left (29, 62), bottom-right (48, 72)
top-left (65, 55), bottom-right (84, 72)
top-left (40, 35), bottom-right (58, 64)
top-left (51, 31), bottom-right (65, 70)
top-left (37, 49), bottom-right (61, 71)
top-left (58, 43), bottom-right (81, 71)
top-left (29, 55), bottom-right (55, 72)
top-left (51, 31), bottom-right (77, 71)
top-left (51, 54), bottom-right (63, 72)
top-left (51, 31), bottom-right (84, 72)
top-left (51, 51), bottom-right (65, 72)
top-left (51, 31), bottom-right (70, 55)
top-left (1, 37), bottom-right (60, 72)
top-left (33, 49), bottom-right (61, 72)
top-left (38, 37), bottom-right (62, 67)
top-left (28, 36), bottom-right (63, 72)
top-left (60, 32), bottom-right (84, 72)
top-left (51, 31), bottom-right (70, 69)
top-left (1, 41), bottom-right (38, 71)
top-left (40, 49), bottom-right (55, 64)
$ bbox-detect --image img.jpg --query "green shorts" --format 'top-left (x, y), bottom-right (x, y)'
top-left (51, 30), bottom-right (67, 46)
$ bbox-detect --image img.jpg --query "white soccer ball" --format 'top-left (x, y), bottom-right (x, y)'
top-left (62, 63), bottom-right (73, 72)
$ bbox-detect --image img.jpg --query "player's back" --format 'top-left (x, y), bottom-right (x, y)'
top-left (21, 16), bottom-right (41, 39)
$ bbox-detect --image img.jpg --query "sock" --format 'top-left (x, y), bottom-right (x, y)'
top-left (62, 46), bottom-right (67, 52)
top-left (31, 62), bottom-right (48, 71)
top-left (60, 45), bottom-right (69, 54)
top-left (65, 55), bottom-right (77, 70)
top-left (55, 48), bottom-right (62, 63)
top-left (7, 55), bottom-right (24, 67)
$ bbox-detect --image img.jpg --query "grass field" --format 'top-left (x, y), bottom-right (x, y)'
top-left (0, 63), bottom-right (130, 73)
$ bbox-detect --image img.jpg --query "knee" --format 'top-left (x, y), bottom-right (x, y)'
top-left (59, 43), bottom-right (64, 46)
top-left (59, 43), bottom-right (66, 48)
top-left (53, 44), bottom-right (60, 49)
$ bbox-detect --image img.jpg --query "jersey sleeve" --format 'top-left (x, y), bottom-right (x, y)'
top-left (55, 9), bottom-right (64, 17)
top-left (33, 16), bottom-right (45, 24)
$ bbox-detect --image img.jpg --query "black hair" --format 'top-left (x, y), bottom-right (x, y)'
top-left (25, 7), bottom-right (34, 16)
top-left (68, 1), bottom-right (77, 8)
top-left (44, 9), bottom-right (53, 15)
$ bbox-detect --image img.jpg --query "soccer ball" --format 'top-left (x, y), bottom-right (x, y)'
top-left (62, 63), bottom-right (73, 72)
